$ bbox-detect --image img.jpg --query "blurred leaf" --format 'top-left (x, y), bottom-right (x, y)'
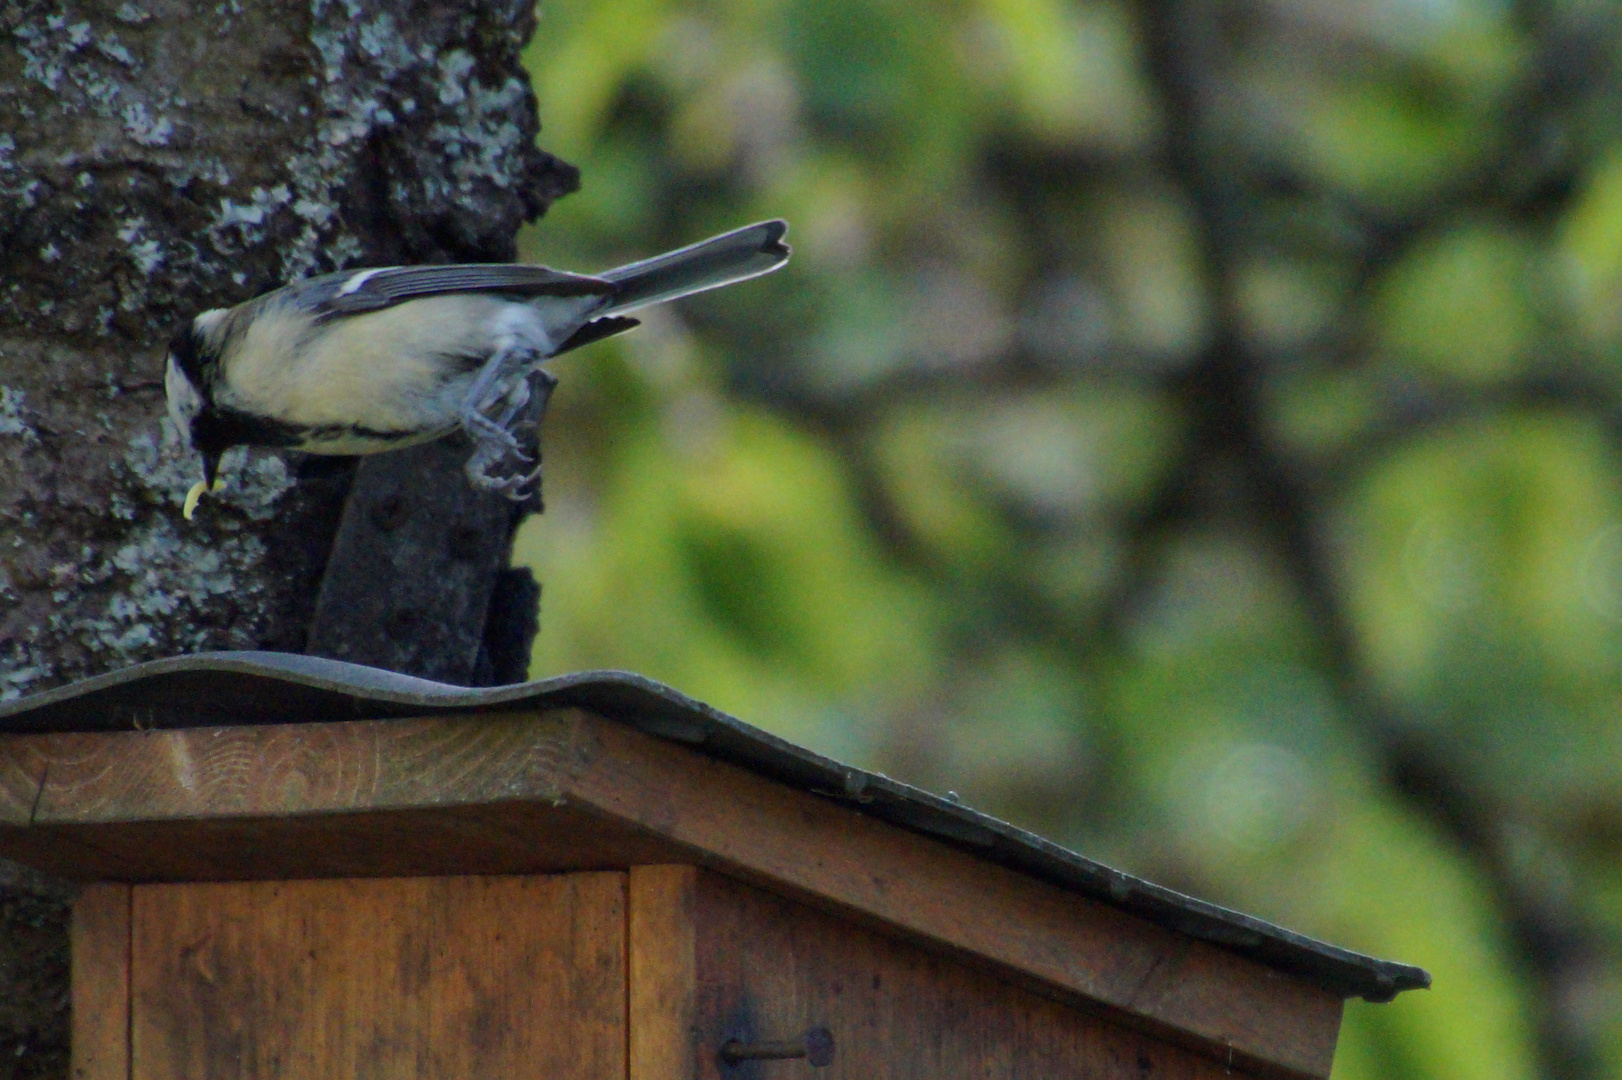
top-left (527, 130), bottom-right (665, 248)
top-left (777, 0), bottom-right (978, 188)
top-left (871, 403), bottom-right (1019, 572)
top-left (870, 385), bottom-right (1179, 573)
top-left (884, 644), bottom-right (1094, 834)
top-left (1314, 799), bottom-right (1537, 1080)
top-left (1234, 257), bottom-right (1350, 357)
top-left (529, 0), bottom-right (671, 157)
top-left (517, 382), bottom-right (934, 752)
top-left (1291, 74), bottom-right (1497, 210)
top-left (1263, 366), bottom-right (1384, 461)
top-left (1108, 532), bottom-right (1344, 866)
top-left (1372, 222), bottom-right (1536, 386)
top-left (1020, 528), bottom-right (1124, 616)
top-left (971, 0), bottom-right (1159, 152)
top-left (964, 386), bottom-right (1181, 519)
top-left (1557, 147), bottom-right (1622, 355)
top-left (1338, 411), bottom-right (1622, 699)
top-left (1334, 412), bottom-right (1622, 810)
top-left (1093, 182), bottom-right (1211, 364)
top-left (677, 407), bottom-right (934, 689)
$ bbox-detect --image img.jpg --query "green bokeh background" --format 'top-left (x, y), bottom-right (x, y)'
top-left (513, 2), bottom-right (1622, 1076)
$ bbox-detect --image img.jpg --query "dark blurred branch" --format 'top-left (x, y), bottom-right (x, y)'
top-left (1141, 2), bottom-right (1610, 1077)
top-left (1321, 370), bottom-right (1622, 491)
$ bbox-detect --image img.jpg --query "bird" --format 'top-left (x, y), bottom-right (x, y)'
top-left (164, 219), bottom-right (790, 519)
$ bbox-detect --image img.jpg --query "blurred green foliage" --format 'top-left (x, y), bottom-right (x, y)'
top-left (514, 0), bottom-right (1622, 1076)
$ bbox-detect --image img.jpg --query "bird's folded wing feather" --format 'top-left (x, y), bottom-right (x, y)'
top-left (309, 264), bottom-right (616, 316)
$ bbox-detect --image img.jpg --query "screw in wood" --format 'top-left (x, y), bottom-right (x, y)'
top-left (719, 1027), bottom-right (835, 1069)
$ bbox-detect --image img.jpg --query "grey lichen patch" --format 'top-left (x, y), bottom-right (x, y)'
top-left (12, 14), bottom-right (155, 131)
top-left (122, 422), bottom-right (203, 502)
top-left (124, 424), bottom-right (296, 521)
top-left (13, 16), bottom-right (92, 91)
top-left (423, 75), bottom-right (531, 204)
top-left (223, 451), bottom-right (298, 520)
top-left (0, 387), bottom-right (37, 440)
top-left (0, 514), bottom-right (271, 701)
top-left (273, 0), bottom-right (575, 276)
top-left (96, 37), bottom-right (137, 67)
top-left (93, 517), bottom-right (268, 652)
top-left (209, 184), bottom-right (294, 256)
top-left (2, 0), bottom-right (576, 345)
top-left (1, 2), bottom-right (189, 339)
top-left (0, 417), bottom-right (311, 701)
top-left (120, 102), bottom-right (172, 146)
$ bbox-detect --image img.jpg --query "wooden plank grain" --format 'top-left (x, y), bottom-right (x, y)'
top-left (0, 713), bottom-right (577, 825)
top-left (71, 883), bottom-right (131, 1080)
top-left (628, 866), bottom-right (701, 1080)
top-left (680, 867), bottom-right (1257, 1080)
top-left (130, 874), bottom-right (626, 1080)
top-left (0, 803), bottom-right (678, 883)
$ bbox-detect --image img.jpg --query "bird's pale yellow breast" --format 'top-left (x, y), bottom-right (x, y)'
top-left (218, 296), bottom-right (513, 432)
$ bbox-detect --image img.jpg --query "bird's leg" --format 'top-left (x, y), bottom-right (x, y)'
top-left (457, 344), bottom-right (533, 494)
top-left (474, 368), bottom-right (559, 498)
top-left (460, 358), bottom-right (559, 499)
top-left (458, 345), bottom-right (532, 456)
top-left (488, 365), bottom-right (558, 434)
top-left (502, 368), bottom-right (557, 489)
top-left (482, 377), bottom-right (538, 464)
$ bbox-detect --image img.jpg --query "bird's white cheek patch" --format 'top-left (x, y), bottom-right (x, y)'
top-left (165, 354), bottom-right (203, 447)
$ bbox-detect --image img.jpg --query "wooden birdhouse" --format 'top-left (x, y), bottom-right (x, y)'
top-left (0, 653), bottom-right (1427, 1080)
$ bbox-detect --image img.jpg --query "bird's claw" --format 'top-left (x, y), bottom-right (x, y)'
top-left (465, 456), bottom-right (542, 501)
top-left (464, 429), bottom-right (542, 501)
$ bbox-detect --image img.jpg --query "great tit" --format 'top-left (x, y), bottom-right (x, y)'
top-left (164, 219), bottom-right (790, 518)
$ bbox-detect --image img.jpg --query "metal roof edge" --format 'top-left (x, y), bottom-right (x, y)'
top-left (0, 651), bottom-right (1430, 1001)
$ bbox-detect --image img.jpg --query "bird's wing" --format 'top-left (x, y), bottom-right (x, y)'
top-left (288, 264), bottom-right (617, 317)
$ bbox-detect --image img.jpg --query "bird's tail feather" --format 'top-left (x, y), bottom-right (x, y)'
top-left (600, 220), bottom-right (790, 314)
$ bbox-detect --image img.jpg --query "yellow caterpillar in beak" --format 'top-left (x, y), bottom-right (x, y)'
top-left (183, 478), bottom-right (226, 520)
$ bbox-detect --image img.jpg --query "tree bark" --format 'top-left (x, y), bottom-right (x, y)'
top-left (0, 0), bottom-right (576, 1071)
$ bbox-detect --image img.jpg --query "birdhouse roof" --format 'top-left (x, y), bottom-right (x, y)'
top-left (0, 651), bottom-right (1427, 1007)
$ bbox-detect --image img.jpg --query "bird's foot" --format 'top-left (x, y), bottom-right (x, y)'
top-left (464, 434), bottom-right (541, 501)
top-left (465, 457), bottom-right (542, 501)
top-left (459, 367), bottom-right (557, 501)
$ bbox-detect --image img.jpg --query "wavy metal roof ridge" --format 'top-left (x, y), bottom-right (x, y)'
top-left (0, 651), bottom-right (1429, 1002)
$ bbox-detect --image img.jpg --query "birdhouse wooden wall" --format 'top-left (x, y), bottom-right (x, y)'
top-left (70, 865), bottom-right (1307, 1080)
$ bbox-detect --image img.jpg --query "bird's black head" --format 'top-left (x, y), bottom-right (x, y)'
top-left (164, 318), bottom-right (225, 486)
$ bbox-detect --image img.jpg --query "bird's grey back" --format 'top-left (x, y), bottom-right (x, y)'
top-left (254, 219), bottom-right (789, 324)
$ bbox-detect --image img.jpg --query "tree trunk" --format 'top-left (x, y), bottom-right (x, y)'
top-left (0, 0), bottom-right (576, 1071)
